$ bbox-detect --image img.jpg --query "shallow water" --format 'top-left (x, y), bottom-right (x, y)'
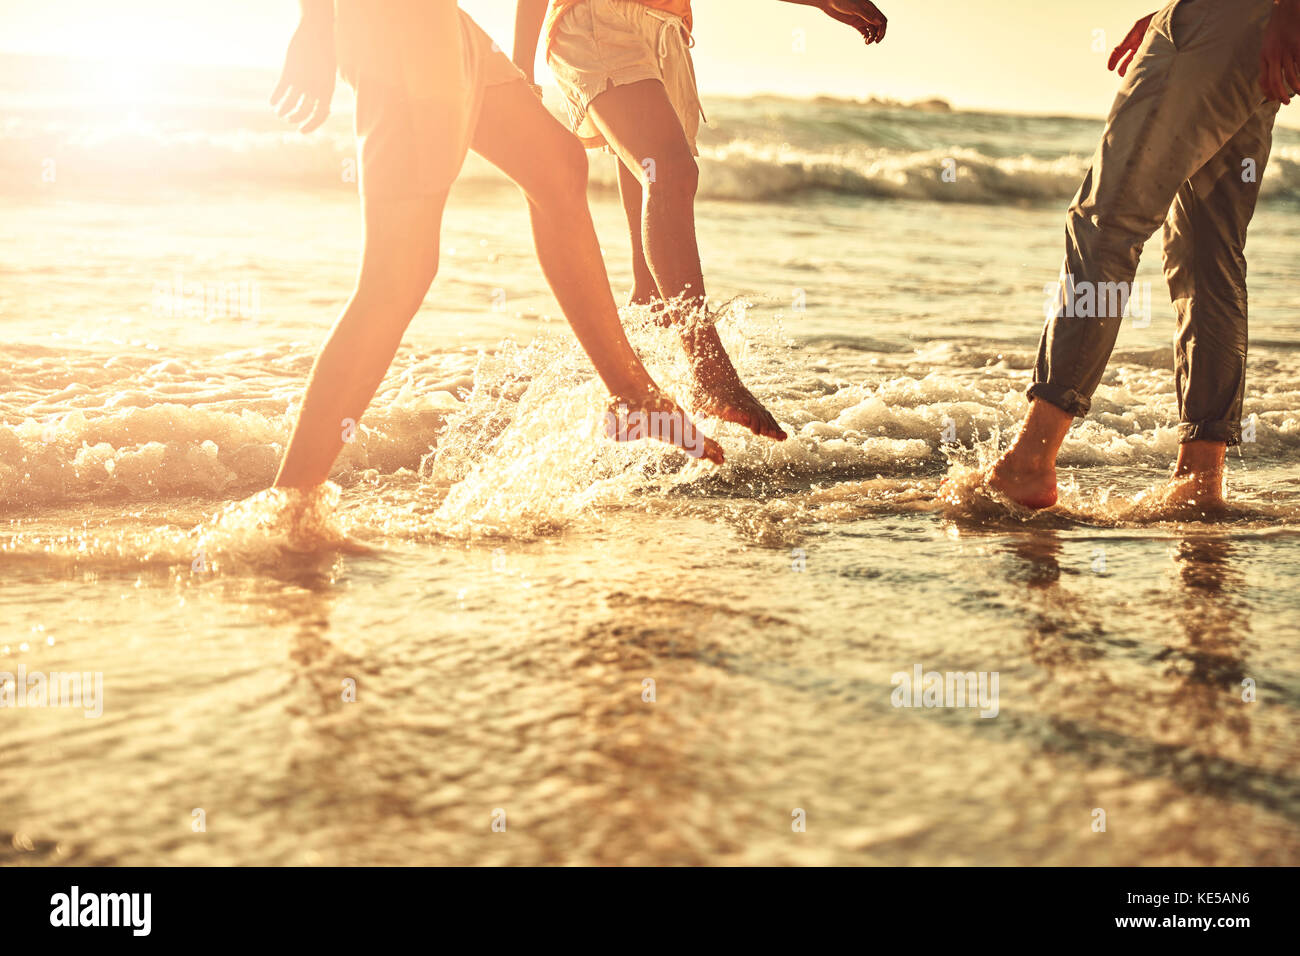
top-left (3, 75), bottom-right (1299, 864)
top-left (4, 485), bottom-right (1299, 865)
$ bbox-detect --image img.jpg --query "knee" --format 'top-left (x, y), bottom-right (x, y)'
top-left (1066, 162), bottom-right (1166, 252)
top-left (532, 135), bottom-right (589, 209)
top-left (1065, 201), bottom-right (1148, 274)
top-left (643, 150), bottom-right (698, 206)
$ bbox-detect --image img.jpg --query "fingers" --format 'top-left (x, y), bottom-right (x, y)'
top-left (1109, 40), bottom-right (1141, 76)
top-left (270, 73), bottom-right (291, 108)
top-left (828, 5), bottom-right (885, 45)
top-left (275, 88), bottom-right (305, 119)
top-left (1107, 42), bottom-right (1128, 72)
top-left (859, 16), bottom-right (886, 45)
top-left (1261, 47), bottom-right (1292, 102)
top-left (299, 101), bottom-right (331, 134)
top-left (1265, 53), bottom-right (1290, 103)
top-left (286, 94), bottom-right (318, 125)
top-left (1286, 58), bottom-right (1300, 99)
top-left (273, 84), bottom-right (330, 132)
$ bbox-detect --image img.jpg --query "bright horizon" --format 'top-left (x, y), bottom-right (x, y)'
top-left (4, 0), bottom-right (1294, 124)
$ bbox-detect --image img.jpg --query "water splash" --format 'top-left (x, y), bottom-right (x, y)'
top-left (421, 300), bottom-right (767, 538)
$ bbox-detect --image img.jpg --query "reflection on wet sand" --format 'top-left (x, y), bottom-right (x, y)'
top-left (4, 504), bottom-right (1296, 866)
top-left (1162, 537), bottom-right (1251, 745)
top-left (996, 529), bottom-right (1299, 853)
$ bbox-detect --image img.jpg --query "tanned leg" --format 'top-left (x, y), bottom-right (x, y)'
top-left (275, 192), bottom-right (447, 488)
top-left (586, 78), bottom-right (785, 440)
top-left (470, 79), bottom-right (723, 463)
top-left (616, 158), bottom-right (661, 307)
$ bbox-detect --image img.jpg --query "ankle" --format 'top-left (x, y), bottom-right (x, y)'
top-left (628, 284), bottom-right (659, 306)
top-left (998, 442), bottom-right (1056, 475)
top-left (1173, 440), bottom-right (1226, 475)
top-left (1172, 463), bottom-right (1223, 481)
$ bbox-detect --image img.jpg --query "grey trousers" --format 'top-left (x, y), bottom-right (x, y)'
top-left (1031, 0), bottom-right (1280, 445)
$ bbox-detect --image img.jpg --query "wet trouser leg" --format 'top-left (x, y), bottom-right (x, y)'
top-left (1161, 101), bottom-right (1278, 446)
top-left (1029, 0), bottom-right (1276, 426)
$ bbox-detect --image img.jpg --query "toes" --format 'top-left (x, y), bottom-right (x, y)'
top-left (762, 410), bottom-right (787, 440)
top-left (692, 392), bottom-right (785, 443)
top-left (682, 426), bottom-right (724, 464)
top-left (748, 406), bottom-right (786, 441)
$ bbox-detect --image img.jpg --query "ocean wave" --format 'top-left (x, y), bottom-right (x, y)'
top-left (693, 143), bottom-right (1087, 203)
top-left (685, 143), bottom-right (1300, 204)
top-left (0, 344), bottom-right (467, 509)
top-left (9, 109), bottom-right (1300, 206)
top-left (4, 315), bottom-right (1298, 520)
top-left (0, 120), bottom-right (1113, 205)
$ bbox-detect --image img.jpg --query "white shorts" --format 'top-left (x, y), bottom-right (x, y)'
top-left (335, 3), bottom-right (525, 199)
top-left (547, 0), bottom-right (704, 154)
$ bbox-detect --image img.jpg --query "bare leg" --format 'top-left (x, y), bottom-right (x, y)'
top-left (275, 193), bottom-right (447, 488)
top-left (470, 79), bottom-right (722, 463)
top-left (616, 158), bottom-right (660, 307)
top-left (985, 399), bottom-right (1074, 509)
top-left (586, 78), bottom-right (785, 441)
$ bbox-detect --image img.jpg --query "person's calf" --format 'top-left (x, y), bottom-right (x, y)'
top-left (273, 284), bottom-right (430, 489)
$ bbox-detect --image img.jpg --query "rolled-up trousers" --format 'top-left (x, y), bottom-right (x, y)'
top-left (1031, 0), bottom-right (1279, 446)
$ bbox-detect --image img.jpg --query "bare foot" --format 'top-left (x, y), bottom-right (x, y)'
top-left (681, 323), bottom-right (787, 441)
top-left (944, 398), bottom-right (1073, 509)
top-left (627, 285), bottom-right (662, 310)
top-left (1159, 440), bottom-right (1227, 511)
top-left (1159, 470), bottom-right (1226, 511)
top-left (985, 454), bottom-right (1059, 509)
top-left (605, 390), bottom-right (725, 465)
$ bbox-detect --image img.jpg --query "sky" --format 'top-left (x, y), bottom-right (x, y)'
top-left (0, 0), bottom-right (1285, 120)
